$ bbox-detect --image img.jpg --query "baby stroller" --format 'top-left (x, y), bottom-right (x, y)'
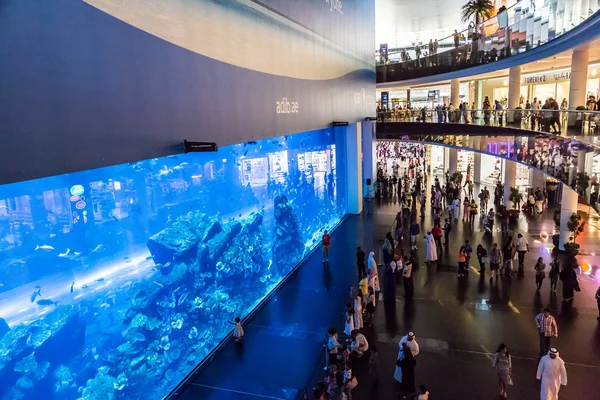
top-left (482, 209), bottom-right (494, 232)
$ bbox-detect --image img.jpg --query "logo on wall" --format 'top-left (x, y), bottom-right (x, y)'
top-left (276, 97), bottom-right (299, 114)
top-left (325, 0), bottom-right (343, 14)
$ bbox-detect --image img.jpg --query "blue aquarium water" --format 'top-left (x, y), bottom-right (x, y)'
top-left (0, 128), bottom-right (347, 400)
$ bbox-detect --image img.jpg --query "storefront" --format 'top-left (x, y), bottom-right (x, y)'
top-left (430, 145), bottom-right (446, 176)
top-left (457, 149), bottom-right (474, 176)
top-left (480, 153), bottom-right (502, 185)
top-left (483, 65), bottom-right (600, 107)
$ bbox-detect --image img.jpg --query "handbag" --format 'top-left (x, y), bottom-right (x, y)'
top-left (507, 375), bottom-right (513, 386)
top-left (346, 377), bottom-right (358, 390)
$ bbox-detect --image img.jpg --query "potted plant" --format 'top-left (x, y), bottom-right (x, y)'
top-left (563, 212), bottom-right (585, 255)
top-left (552, 210), bottom-right (560, 247)
top-left (508, 187), bottom-right (522, 220)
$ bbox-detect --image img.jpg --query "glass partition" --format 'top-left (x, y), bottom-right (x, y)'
top-left (0, 128), bottom-right (347, 400)
top-left (379, 128), bottom-right (600, 213)
top-left (376, 1), bottom-right (600, 81)
top-left (378, 108), bottom-right (600, 145)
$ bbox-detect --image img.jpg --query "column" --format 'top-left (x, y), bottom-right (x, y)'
top-left (361, 121), bottom-right (376, 198)
top-left (507, 66), bottom-right (521, 123)
top-left (473, 152), bottom-right (481, 183)
top-left (559, 185), bottom-right (578, 250)
top-left (345, 122), bottom-right (363, 214)
top-left (503, 159), bottom-right (516, 206)
top-left (448, 148), bottom-right (458, 173)
top-left (568, 46), bottom-right (590, 114)
top-left (451, 79), bottom-right (460, 108)
top-left (407, 89), bottom-right (411, 108)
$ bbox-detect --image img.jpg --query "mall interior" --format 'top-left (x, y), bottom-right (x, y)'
top-left (0, 1), bottom-right (599, 399)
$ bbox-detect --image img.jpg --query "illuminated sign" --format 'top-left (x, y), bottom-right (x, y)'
top-left (553, 72), bottom-right (571, 80)
top-left (381, 92), bottom-right (389, 105)
top-left (524, 75), bottom-right (547, 84)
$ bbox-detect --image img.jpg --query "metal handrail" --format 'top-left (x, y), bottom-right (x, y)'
top-left (376, 108), bottom-right (600, 148)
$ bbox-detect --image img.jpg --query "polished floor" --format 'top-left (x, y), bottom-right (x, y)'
top-left (175, 192), bottom-right (600, 400)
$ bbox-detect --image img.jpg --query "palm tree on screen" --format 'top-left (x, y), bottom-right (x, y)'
top-left (461, 0), bottom-right (495, 24)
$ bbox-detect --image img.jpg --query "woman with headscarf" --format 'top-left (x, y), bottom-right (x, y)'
top-left (559, 257), bottom-right (578, 302)
top-left (367, 251), bottom-right (380, 293)
top-left (383, 257), bottom-right (396, 305)
top-left (382, 232), bottom-right (395, 265)
top-left (397, 341), bottom-right (417, 395)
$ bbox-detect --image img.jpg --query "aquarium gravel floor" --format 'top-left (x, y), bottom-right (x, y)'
top-left (176, 196), bottom-right (600, 400)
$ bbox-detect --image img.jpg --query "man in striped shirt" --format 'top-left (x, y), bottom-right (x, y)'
top-left (535, 308), bottom-right (558, 359)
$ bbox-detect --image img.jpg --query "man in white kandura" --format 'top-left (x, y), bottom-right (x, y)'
top-left (393, 332), bottom-right (420, 383)
top-left (536, 348), bottom-right (567, 400)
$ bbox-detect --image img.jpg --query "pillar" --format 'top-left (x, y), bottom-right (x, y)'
top-left (407, 89), bottom-right (411, 108)
top-left (568, 46), bottom-right (590, 112)
top-left (361, 121), bottom-right (376, 198)
top-left (448, 149), bottom-right (458, 173)
top-left (451, 79), bottom-right (460, 108)
top-left (476, 80), bottom-right (483, 109)
top-left (345, 122), bottom-right (363, 214)
top-left (559, 185), bottom-right (578, 250)
top-left (473, 152), bottom-right (481, 183)
top-left (503, 159), bottom-right (516, 206)
top-left (507, 66), bottom-right (521, 123)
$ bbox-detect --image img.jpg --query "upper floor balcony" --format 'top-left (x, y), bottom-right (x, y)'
top-left (377, 0), bottom-right (600, 84)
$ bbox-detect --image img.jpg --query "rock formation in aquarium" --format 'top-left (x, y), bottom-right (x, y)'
top-left (0, 210), bottom-right (270, 400)
top-left (271, 194), bottom-right (305, 277)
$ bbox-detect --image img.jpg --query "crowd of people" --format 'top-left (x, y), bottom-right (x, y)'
top-left (306, 144), bottom-right (600, 399)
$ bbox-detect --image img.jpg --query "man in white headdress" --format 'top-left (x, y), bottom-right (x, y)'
top-left (536, 348), bottom-right (567, 400)
top-left (425, 231), bottom-right (437, 264)
top-left (393, 332), bottom-right (420, 383)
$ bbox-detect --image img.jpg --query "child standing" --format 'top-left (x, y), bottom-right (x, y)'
top-left (354, 292), bottom-right (364, 330)
top-left (369, 345), bottom-right (379, 381)
top-left (534, 257), bottom-right (546, 291)
top-left (549, 256), bottom-right (560, 292)
top-left (344, 304), bottom-right (355, 336)
top-left (229, 317), bottom-right (244, 343)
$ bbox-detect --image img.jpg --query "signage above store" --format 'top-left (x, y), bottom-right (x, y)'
top-left (522, 70), bottom-right (572, 85)
top-left (524, 75), bottom-right (547, 84)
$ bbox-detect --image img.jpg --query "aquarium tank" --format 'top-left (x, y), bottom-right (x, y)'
top-left (0, 127), bottom-right (347, 400)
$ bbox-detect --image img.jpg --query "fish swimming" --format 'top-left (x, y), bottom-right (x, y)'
top-left (9, 259), bottom-right (27, 267)
top-left (58, 248), bottom-right (71, 257)
top-left (91, 244), bottom-right (106, 253)
top-left (37, 299), bottom-right (58, 307)
top-left (82, 284), bottom-right (89, 289)
top-left (177, 292), bottom-right (189, 307)
top-left (30, 288), bottom-right (41, 302)
top-left (96, 278), bottom-right (105, 282)
top-left (35, 245), bottom-right (55, 252)
top-left (153, 281), bottom-right (165, 289)
top-left (145, 256), bottom-right (154, 261)
top-left (123, 257), bottom-right (129, 260)
top-left (70, 282), bottom-right (74, 293)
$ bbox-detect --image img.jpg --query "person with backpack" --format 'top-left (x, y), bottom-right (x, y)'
top-left (443, 218), bottom-right (452, 247)
top-left (477, 244), bottom-right (488, 274)
top-left (410, 220), bottom-right (420, 250)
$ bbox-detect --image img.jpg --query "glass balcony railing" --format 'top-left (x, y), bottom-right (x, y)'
top-left (377, 108), bottom-right (600, 143)
top-left (377, 111), bottom-right (600, 212)
top-left (376, 0), bottom-right (600, 81)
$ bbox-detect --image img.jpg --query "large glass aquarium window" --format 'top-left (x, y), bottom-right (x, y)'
top-left (0, 128), bottom-right (347, 399)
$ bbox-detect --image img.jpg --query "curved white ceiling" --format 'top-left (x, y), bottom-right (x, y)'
top-left (376, 0), bottom-right (467, 48)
